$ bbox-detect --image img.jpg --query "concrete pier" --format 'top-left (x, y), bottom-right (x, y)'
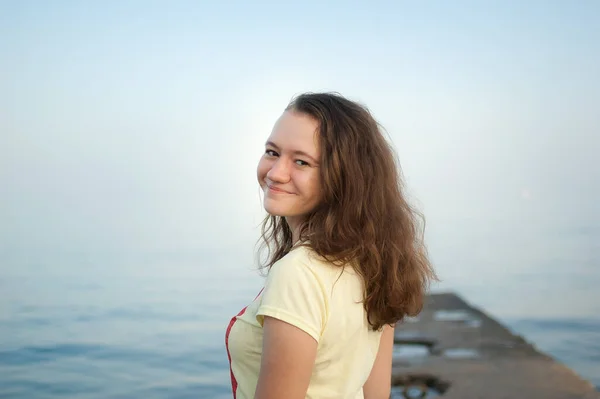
top-left (391, 292), bottom-right (599, 399)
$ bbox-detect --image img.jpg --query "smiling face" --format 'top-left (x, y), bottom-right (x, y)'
top-left (257, 110), bottom-right (322, 229)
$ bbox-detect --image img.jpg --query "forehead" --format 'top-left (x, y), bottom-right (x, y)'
top-left (268, 111), bottom-right (320, 154)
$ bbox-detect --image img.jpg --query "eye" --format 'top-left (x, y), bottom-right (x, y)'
top-left (295, 159), bottom-right (309, 167)
top-left (265, 149), bottom-right (278, 157)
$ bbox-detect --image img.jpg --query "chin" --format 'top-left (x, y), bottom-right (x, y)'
top-left (263, 200), bottom-right (295, 218)
top-left (263, 205), bottom-right (290, 217)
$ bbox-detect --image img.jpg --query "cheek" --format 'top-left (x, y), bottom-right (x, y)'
top-left (311, 179), bottom-right (323, 203)
top-left (300, 172), bottom-right (322, 201)
top-left (256, 158), bottom-right (268, 184)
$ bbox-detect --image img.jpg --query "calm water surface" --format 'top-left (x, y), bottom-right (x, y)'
top-left (1, 222), bottom-right (598, 397)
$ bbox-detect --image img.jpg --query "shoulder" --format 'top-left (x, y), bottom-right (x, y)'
top-left (268, 245), bottom-right (362, 297)
top-left (273, 245), bottom-right (341, 280)
top-left (264, 246), bottom-right (328, 293)
top-left (257, 246), bottom-right (332, 341)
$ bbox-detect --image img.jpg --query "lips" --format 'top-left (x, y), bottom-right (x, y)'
top-left (267, 185), bottom-right (293, 194)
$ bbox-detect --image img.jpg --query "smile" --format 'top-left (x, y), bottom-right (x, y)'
top-left (267, 185), bottom-right (293, 194)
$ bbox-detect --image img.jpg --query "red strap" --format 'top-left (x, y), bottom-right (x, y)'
top-left (225, 288), bottom-right (264, 398)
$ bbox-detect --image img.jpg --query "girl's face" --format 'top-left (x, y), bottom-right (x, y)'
top-left (257, 111), bottom-right (322, 226)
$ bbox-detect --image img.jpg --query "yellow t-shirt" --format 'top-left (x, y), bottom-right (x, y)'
top-left (225, 245), bottom-right (383, 399)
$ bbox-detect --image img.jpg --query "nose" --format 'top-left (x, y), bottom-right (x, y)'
top-left (266, 158), bottom-right (291, 183)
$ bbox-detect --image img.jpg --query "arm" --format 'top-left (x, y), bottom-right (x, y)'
top-left (363, 324), bottom-right (395, 399)
top-left (254, 316), bottom-right (318, 399)
top-left (254, 255), bottom-right (327, 399)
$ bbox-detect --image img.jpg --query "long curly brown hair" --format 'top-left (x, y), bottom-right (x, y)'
top-left (257, 92), bottom-right (437, 330)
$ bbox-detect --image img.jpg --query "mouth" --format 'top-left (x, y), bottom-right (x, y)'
top-left (267, 185), bottom-right (293, 194)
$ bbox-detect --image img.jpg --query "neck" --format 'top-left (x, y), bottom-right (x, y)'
top-left (285, 216), bottom-right (303, 243)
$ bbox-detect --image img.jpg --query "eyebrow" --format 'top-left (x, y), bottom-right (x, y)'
top-left (265, 141), bottom-right (319, 165)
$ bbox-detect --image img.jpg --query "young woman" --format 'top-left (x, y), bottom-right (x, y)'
top-left (225, 92), bottom-right (436, 399)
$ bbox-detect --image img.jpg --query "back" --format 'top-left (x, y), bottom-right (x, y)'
top-left (226, 246), bottom-right (383, 399)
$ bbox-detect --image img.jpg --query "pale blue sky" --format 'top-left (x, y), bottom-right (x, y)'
top-left (1, 1), bottom-right (599, 302)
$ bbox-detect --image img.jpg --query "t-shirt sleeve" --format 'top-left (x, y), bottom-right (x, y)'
top-left (256, 254), bottom-right (329, 343)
